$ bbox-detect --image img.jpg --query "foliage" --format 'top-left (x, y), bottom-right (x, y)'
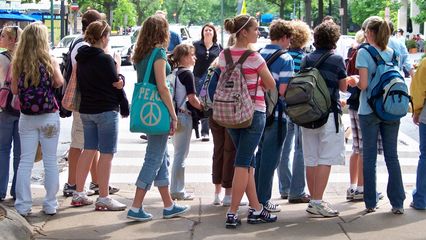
top-left (406, 39), bottom-right (417, 49)
top-left (414, 0), bottom-right (426, 24)
top-left (349, 0), bottom-right (399, 26)
top-left (113, 0), bottom-right (136, 29)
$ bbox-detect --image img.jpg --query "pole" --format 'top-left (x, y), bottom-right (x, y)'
top-left (60, 0), bottom-right (65, 39)
top-left (50, 0), bottom-right (54, 47)
top-left (221, 0), bottom-right (224, 47)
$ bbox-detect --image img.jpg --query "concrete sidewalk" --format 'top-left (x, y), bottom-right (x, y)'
top-left (1, 181), bottom-right (426, 240)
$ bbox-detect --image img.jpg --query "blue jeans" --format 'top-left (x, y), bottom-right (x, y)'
top-left (413, 122), bottom-right (426, 209)
top-left (227, 111), bottom-right (266, 168)
top-left (136, 134), bottom-right (170, 190)
top-left (254, 116), bottom-right (287, 204)
top-left (15, 113), bottom-right (60, 215)
top-left (171, 112), bottom-right (192, 197)
top-left (0, 112), bottom-right (20, 199)
top-left (277, 119), bottom-right (307, 199)
top-left (80, 111), bottom-right (119, 154)
top-left (359, 113), bottom-right (405, 209)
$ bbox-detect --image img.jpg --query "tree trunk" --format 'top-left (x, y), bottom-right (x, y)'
top-left (328, 0), bottom-right (332, 16)
top-left (305, 0), bottom-right (312, 27)
top-left (341, 0), bottom-right (348, 34)
top-left (279, 0), bottom-right (285, 19)
top-left (318, 0), bottom-right (324, 26)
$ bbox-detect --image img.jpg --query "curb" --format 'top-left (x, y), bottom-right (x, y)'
top-left (0, 204), bottom-right (33, 240)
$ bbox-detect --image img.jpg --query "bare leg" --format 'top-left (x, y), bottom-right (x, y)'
top-left (131, 187), bottom-right (148, 208)
top-left (311, 165), bottom-right (331, 200)
top-left (229, 167), bottom-right (249, 213)
top-left (67, 147), bottom-right (81, 185)
top-left (225, 188), bottom-right (232, 196)
top-left (306, 166), bottom-right (315, 197)
top-left (90, 151), bottom-right (100, 183)
top-left (349, 152), bottom-right (360, 185)
top-left (75, 149), bottom-right (97, 192)
top-left (245, 167), bottom-right (261, 210)
top-left (159, 186), bottom-right (173, 208)
top-left (97, 153), bottom-right (113, 198)
top-left (357, 155), bottom-right (364, 187)
top-left (215, 184), bottom-right (222, 195)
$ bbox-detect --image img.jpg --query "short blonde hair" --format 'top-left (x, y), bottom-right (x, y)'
top-left (355, 30), bottom-right (365, 44)
top-left (290, 20), bottom-right (311, 49)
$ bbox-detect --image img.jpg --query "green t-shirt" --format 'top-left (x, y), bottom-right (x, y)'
top-left (135, 47), bottom-right (171, 85)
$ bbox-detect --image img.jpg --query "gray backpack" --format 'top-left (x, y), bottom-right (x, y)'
top-left (284, 52), bottom-right (332, 129)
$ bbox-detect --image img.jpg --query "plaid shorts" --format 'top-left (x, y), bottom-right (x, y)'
top-left (349, 109), bottom-right (383, 154)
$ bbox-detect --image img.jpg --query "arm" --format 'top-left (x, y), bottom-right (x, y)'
top-left (154, 59), bottom-right (178, 135)
top-left (51, 56), bottom-right (64, 88)
top-left (259, 65), bottom-right (275, 91)
top-left (187, 94), bottom-right (202, 110)
top-left (411, 59), bottom-right (426, 124)
top-left (357, 68), bottom-right (368, 90)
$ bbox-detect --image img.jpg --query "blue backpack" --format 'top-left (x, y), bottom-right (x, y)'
top-left (360, 44), bottom-right (412, 121)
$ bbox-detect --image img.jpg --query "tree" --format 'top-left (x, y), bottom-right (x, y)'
top-left (317, 0), bottom-right (323, 25)
top-left (305, 0), bottom-right (312, 27)
top-left (113, 0), bottom-right (136, 29)
top-left (350, 0), bottom-right (399, 26)
top-left (341, 0), bottom-right (348, 34)
top-left (414, 0), bottom-right (426, 23)
top-left (132, 0), bottom-right (161, 25)
top-left (266, 0), bottom-right (287, 19)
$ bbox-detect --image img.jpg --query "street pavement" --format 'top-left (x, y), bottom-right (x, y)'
top-left (1, 112), bottom-right (426, 240)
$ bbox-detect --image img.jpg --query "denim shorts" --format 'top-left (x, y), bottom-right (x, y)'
top-left (80, 111), bottom-right (119, 154)
top-left (227, 111), bottom-right (266, 168)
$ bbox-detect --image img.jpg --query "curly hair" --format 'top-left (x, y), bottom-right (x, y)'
top-left (313, 22), bottom-right (340, 50)
top-left (84, 20), bottom-right (110, 45)
top-left (269, 19), bottom-right (293, 41)
top-left (132, 15), bottom-right (169, 64)
top-left (11, 22), bottom-right (54, 88)
top-left (290, 20), bottom-right (311, 49)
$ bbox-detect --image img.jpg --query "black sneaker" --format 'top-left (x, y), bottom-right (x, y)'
top-left (225, 213), bottom-right (241, 229)
top-left (247, 207), bottom-right (277, 224)
top-left (63, 183), bottom-right (76, 197)
top-left (89, 182), bottom-right (120, 195)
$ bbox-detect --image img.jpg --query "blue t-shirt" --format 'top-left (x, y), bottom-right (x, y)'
top-left (168, 31), bottom-right (182, 53)
top-left (259, 44), bottom-right (294, 87)
top-left (302, 49), bottom-right (347, 112)
top-left (135, 48), bottom-right (171, 85)
top-left (355, 46), bottom-right (394, 115)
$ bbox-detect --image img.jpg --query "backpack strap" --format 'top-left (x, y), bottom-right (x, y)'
top-left (313, 52), bottom-right (333, 69)
top-left (224, 48), bottom-right (233, 65)
top-left (265, 49), bottom-right (286, 67)
top-left (237, 50), bottom-right (254, 65)
top-left (0, 51), bottom-right (11, 61)
top-left (69, 37), bottom-right (84, 54)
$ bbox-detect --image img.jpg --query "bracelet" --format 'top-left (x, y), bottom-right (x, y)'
top-left (172, 119), bottom-right (178, 121)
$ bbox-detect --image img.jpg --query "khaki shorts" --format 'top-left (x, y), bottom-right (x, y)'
top-left (301, 114), bottom-right (345, 167)
top-left (70, 112), bottom-right (84, 149)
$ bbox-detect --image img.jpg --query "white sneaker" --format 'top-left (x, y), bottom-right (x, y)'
top-left (263, 200), bottom-right (281, 213)
top-left (308, 201), bottom-right (339, 217)
top-left (95, 197), bottom-right (126, 211)
top-left (213, 194), bottom-right (221, 205)
top-left (222, 195), bottom-right (231, 207)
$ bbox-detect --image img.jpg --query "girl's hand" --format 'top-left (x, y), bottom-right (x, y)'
top-left (169, 119), bottom-right (177, 136)
top-left (347, 75), bottom-right (359, 87)
top-left (413, 113), bottom-right (420, 125)
top-left (113, 79), bottom-right (124, 89)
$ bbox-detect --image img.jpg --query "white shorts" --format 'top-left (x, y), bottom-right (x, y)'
top-left (70, 112), bottom-right (84, 149)
top-left (301, 114), bottom-right (345, 167)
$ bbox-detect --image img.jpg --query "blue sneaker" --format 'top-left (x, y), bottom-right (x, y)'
top-left (163, 203), bottom-right (190, 219)
top-left (225, 213), bottom-right (241, 229)
top-left (247, 207), bottom-right (277, 224)
top-left (127, 207), bottom-right (153, 222)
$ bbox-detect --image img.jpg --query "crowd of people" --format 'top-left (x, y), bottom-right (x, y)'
top-left (0, 10), bottom-right (425, 230)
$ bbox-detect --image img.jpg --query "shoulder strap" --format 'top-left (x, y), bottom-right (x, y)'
top-left (69, 37), bottom-right (84, 53)
top-left (1, 51), bottom-right (11, 61)
top-left (359, 43), bottom-right (385, 65)
top-left (224, 48), bottom-right (233, 65)
top-left (142, 48), bottom-right (160, 84)
top-left (265, 49), bottom-right (286, 67)
top-left (237, 50), bottom-right (254, 65)
top-left (313, 52), bottom-right (333, 68)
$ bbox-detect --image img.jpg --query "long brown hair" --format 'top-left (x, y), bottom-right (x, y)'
top-left (132, 15), bottom-right (169, 64)
top-left (366, 17), bottom-right (390, 51)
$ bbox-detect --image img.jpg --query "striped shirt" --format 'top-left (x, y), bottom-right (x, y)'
top-left (218, 48), bottom-right (267, 112)
top-left (288, 49), bottom-right (305, 72)
top-left (259, 44), bottom-right (294, 86)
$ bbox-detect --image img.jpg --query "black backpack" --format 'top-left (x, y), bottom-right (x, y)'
top-left (57, 37), bottom-right (84, 118)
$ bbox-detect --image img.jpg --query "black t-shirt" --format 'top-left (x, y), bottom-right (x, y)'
top-left (193, 40), bottom-right (222, 78)
top-left (175, 68), bottom-right (196, 109)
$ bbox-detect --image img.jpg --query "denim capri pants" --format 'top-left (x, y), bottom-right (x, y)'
top-left (80, 111), bottom-right (119, 154)
top-left (227, 111), bottom-right (266, 168)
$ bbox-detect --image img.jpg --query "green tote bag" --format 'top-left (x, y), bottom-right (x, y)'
top-left (130, 48), bottom-right (170, 134)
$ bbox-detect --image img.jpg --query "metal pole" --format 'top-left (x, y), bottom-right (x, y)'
top-left (60, 0), bottom-right (65, 39)
top-left (50, 0), bottom-right (54, 47)
top-left (221, 0), bottom-right (224, 47)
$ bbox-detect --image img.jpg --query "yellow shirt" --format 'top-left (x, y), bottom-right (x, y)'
top-left (410, 57), bottom-right (426, 115)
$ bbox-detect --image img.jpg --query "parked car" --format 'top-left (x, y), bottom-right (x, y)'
top-left (258, 26), bottom-right (269, 39)
top-left (109, 35), bottom-right (133, 65)
top-left (51, 34), bottom-right (78, 65)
